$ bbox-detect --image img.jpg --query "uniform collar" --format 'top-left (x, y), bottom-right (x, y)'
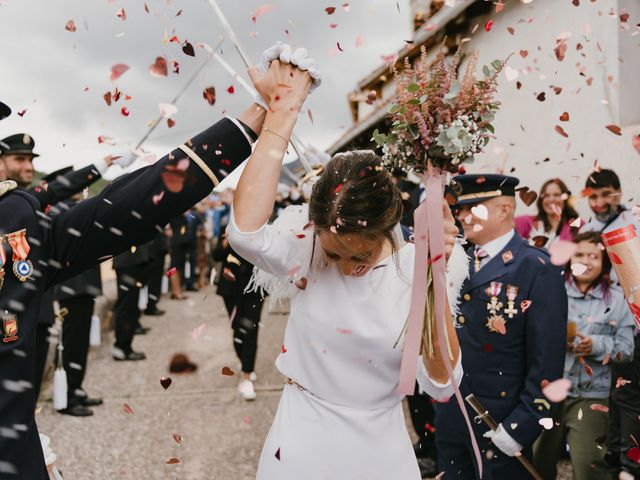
top-left (477, 229), bottom-right (515, 260)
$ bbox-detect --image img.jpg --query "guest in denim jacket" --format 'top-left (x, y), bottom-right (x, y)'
top-left (533, 231), bottom-right (635, 480)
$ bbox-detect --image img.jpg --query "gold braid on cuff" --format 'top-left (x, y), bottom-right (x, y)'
top-left (178, 144), bottom-right (219, 187)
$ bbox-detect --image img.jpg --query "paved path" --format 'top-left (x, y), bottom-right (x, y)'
top-left (36, 285), bottom-right (571, 479)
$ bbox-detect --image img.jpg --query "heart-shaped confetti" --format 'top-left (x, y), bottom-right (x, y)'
top-left (570, 263), bottom-right (588, 276)
top-left (203, 87), bottom-right (216, 106)
top-left (518, 189), bottom-right (537, 206)
top-left (549, 240), bottom-right (578, 266)
top-left (221, 366), bottom-right (235, 376)
top-left (519, 49), bottom-right (528, 58)
top-left (110, 64), bottom-right (129, 81)
top-left (159, 103), bottom-right (178, 118)
top-left (149, 57), bottom-right (168, 78)
top-left (590, 403), bottom-right (609, 413)
top-left (542, 378), bottom-right (571, 402)
top-left (471, 204), bottom-right (488, 221)
top-left (160, 376), bottom-right (172, 390)
top-left (606, 124), bottom-right (622, 136)
top-left (504, 66), bottom-right (519, 82)
top-left (182, 41), bottom-right (195, 57)
top-left (295, 277), bottom-right (308, 290)
top-left (559, 112), bottom-right (570, 122)
top-left (539, 418), bottom-right (554, 430)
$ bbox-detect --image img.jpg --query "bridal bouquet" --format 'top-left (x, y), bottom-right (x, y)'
top-left (373, 45), bottom-right (505, 174)
top-left (380, 44), bottom-right (507, 397)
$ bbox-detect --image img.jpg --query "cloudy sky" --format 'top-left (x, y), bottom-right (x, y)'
top-left (0, 0), bottom-right (412, 178)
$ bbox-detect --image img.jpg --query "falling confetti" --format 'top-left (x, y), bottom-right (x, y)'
top-left (484, 20), bottom-right (494, 32)
top-left (110, 64), bottom-right (129, 81)
top-left (606, 124), bottom-right (622, 136)
top-left (227, 85), bottom-right (235, 94)
top-left (182, 41), bottom-right (195, 57)
top-left (166, 267), bottom-right (178, 277)
top-left (632, 135), bottom-right (640, 155)
top-left (203, 87), bottom-right (216, 106)
top-left (570, 263), bottom-right (588, 276)
top-left (325, 6), bottom-right (336, 15)
top-left (148, 57), bottom-right (168, 78)
top-left (471, 204), bottom-right (488, 221)
top-left (539, 418), bottom-right (554, 430)
top-left (116, 8), bottom-right (126, 20)
top-left (252, 4), bottom-right (273, 22)
top-left (120, 106), bottom-right (130, 117)
top-left (542, 378), bottom-right (571, 402)
top-left (159, 103), bottom-right (178, 118)
top-left (590, 404), bottom-right (609, 413)
top-left (65, 20), bottom-right (77, 32)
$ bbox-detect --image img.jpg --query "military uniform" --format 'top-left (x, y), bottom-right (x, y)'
top-left (0, 115), bottom-right (253, 478)
top-left (435, 175), bottom-right (568, 479)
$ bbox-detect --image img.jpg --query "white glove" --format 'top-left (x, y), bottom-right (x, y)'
top-left (113, 151), bottom-right (137, 168)
top-left (257, 42), bottom-right (322, 95)
top-left (482, 423), bottom-right (523, 457)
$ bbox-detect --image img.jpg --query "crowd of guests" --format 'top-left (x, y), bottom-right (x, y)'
top-left (404, 168), bottom-right (639, 479)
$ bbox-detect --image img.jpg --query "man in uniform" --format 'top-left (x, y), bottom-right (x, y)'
top-left (434, 174), bottom-right (567, 479)
top-left (1, 136), bottom-right (136, 399)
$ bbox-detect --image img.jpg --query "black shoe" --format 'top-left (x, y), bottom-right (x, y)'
top-left (59, 404), bottom-right (93, 417)
top-left (144, 307), bottom-right (166, 316)
top-left (134, 326), bottom-right (151, 335)
top-left (417, 457), bottom-right (438, 479)
top-left (112, 347), bottom-right (146, 361)
top-left (80, 396), bottom-right (103, 407)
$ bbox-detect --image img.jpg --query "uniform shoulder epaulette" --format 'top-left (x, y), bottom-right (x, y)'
top-left (0, 180), bottom-right (17, 198)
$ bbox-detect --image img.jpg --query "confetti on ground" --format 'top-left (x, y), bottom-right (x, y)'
top-left (166, 458), bottom-right (181, 465)
top-left (123, 403), bottom-right (134, 414)
top-left (221, 366), bottom-right (235, 376)
top-left (160, 377), bottom-right (172, 390)
top-left (172, 434), bottom-right (183, 444)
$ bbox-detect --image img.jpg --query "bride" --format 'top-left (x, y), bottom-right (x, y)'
top-left (228, 44), bottom-right (466, 479)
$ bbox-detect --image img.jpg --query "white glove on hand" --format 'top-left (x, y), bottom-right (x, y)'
top-left (113, 151), bottom-right (137, 168)
top-left (483, 423), bottom-right (523, 457)
top-left (257, 42), bottom-right (322, 97)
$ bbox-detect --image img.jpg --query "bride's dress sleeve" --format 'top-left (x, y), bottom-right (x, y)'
top-left (226, 204), bottom-right (311, 279)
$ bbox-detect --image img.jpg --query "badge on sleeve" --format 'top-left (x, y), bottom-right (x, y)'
top-left (6, 229), bottom-right (33, 282)
top-left (2, 312), bottom-right (18, 343)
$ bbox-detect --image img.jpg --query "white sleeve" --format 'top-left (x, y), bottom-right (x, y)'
top-left (226, 209), bottom-right (305, 278)
top-left (415, 353), bottom-right (463, 402)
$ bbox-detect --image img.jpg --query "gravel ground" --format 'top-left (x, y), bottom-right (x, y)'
top-left (36, 284), bottom-right (572, 479)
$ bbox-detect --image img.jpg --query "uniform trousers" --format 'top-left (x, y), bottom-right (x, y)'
top-left (146, 254), bottom-right (165, 310)
top-left (606, 334), bottom-right (640, 478)
top-left (114, 265), bottom-right (148, 353)
top-left (56, 295), bottom-right (95, 405)
top-left (223, 291), bottom-right (264, 374)
top-left (34, 322), bottom-right (50, 400)
top-left (533, 397), bottom-right (609, 480)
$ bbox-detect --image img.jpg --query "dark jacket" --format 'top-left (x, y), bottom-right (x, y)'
top-left (0, 117), bottom-right (252, 478)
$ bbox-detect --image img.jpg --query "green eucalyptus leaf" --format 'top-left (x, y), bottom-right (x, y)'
top-left (491, 60), bottom-right (502, 70)
top-left (408, 124), bottom-right (421, 140)
top-left (484, 124), bottom-right (495, 134)
top-left (407, 83), bottom-right (420, 93)
top-left (482, 65), bottom-right (492, 77)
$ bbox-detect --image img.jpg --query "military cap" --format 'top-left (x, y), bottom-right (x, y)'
top-left (42, 166), bottom-right (73, 183)
top-left (0, 101), bottom-right (10, 121)
top-left (453, 174), bottom-right (519, 206)
top-left (0, 133), bottom-right (39, 157)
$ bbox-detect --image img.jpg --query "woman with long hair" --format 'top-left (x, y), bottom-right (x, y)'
top-left (227, 51), bottom-right (466, 478)
top-left (533, 231), bottom-right (635, 479)
top-left (515, 178), bottom-right (579, 248)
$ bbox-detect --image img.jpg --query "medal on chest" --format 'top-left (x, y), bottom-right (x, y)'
top-left (485, 282), bottom-right (506, 334)
top-left (503, 285), bottom-right (519, 318)
top-left (1, 311), bottom-right (18, 343)
top-left (6, 229), bottom-right (33, 282)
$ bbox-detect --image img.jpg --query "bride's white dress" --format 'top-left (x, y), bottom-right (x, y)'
top-left (227, 206), bottom-right (464, 480)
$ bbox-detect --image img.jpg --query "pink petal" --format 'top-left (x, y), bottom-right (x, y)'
top-left (542, 378), bottom-right (571, 402)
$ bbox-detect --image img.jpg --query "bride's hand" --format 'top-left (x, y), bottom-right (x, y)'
top-left (443, 200), bottom-right (458, 261)
top-left (249, 53), bottom-right (315, 113)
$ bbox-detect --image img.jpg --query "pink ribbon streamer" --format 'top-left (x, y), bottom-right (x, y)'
top-left (398, 171), bottom-right (483, 478)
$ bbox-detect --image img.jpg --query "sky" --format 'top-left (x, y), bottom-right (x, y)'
top-left (0, 0), bottom-right (412, 179)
